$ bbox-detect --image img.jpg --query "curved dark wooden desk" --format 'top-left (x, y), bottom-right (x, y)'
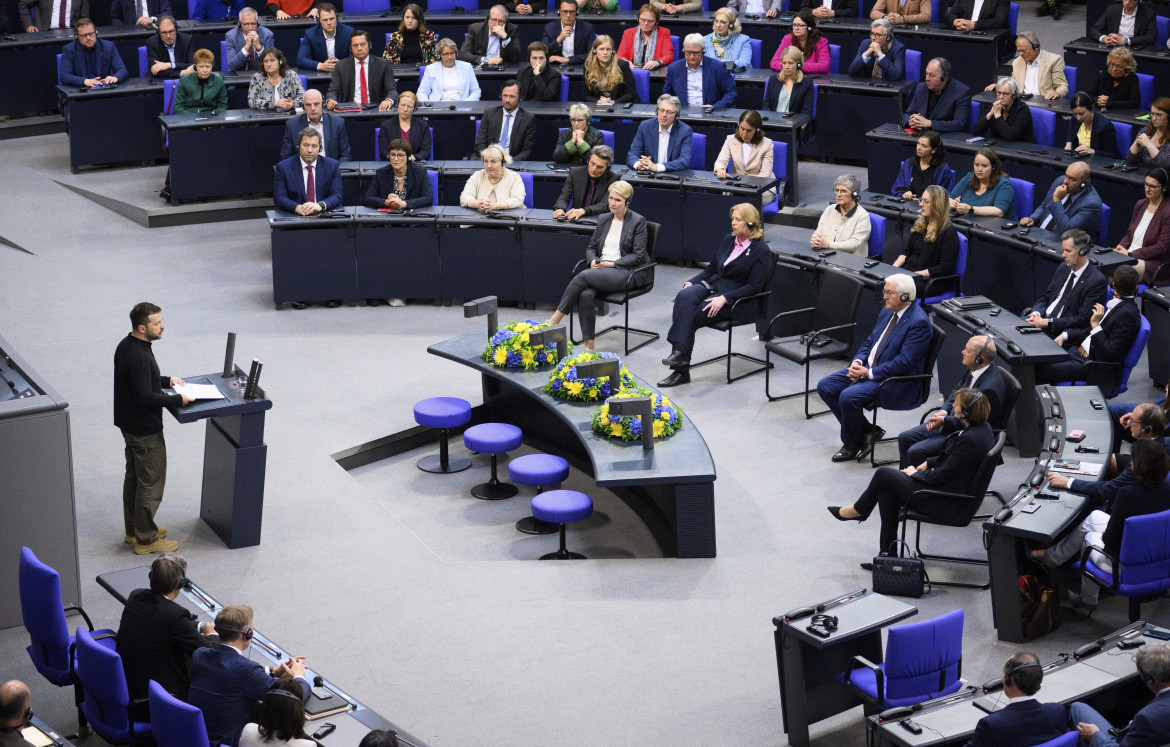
top-left (428, 328), bottom-right (717, 558)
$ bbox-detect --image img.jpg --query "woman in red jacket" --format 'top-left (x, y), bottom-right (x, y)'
top-left (1114, 167), bottom-right (1170, 287)
top-left (618, 4), bottom-right (674, 70)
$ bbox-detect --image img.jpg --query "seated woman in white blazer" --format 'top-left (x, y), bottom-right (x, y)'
top-left (713, 110), bottom-right (777, 204)
top-left (417, 37), bottom-right (481, 102)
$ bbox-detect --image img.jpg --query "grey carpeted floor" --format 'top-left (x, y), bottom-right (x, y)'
top-left (3, 6), bottom-right (1162, 746)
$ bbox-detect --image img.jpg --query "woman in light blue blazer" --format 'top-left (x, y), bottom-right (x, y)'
top-left (417, 38), bottom-right (481, 102)
top-left (703, 8), bottom-right (752, 73)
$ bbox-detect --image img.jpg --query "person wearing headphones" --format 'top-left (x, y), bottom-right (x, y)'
top-left (1020, 161), bottom-right (1102, 236)
top-left (986, 32), bottom-right (1066, 100)
top-left (762, 46), bottom-right (814, 117)
top-left (903, 58), bottom-right (971, 133)
top-left (897, 334), bottom-right (1007, 468)
top-left (1109, 385), bottom-right (1169, 454)
top-left (816, 274), bottom-right (934, 462)
top-left (1064, 92), bottom-right (1118, 158)
top-left (659, 203), bottom-right (771, 387)
top-left (225, 8), bottom-right (273, 72)
top-left (892, 130), bottom-right (955, 201)
top-left (1114, 168), bottom-right (1170, 287)
top-left (1035, 440), bottom-right (1170, 611)
top-left (1023, 228), bottom-right (1108, 337)
top-left (59, 18), bottom-right (127, 87)
top-left (0, 680), bottom-right (35, 747)
top-left (546, 181), bottom-right (647, 354)
top-left (828, 387), bottom-right (994, 555)
top-left (847, 19), bottom-right (906, 81)
top-left (973, 78), bottom-right (1034, 143)
top-left (239, 679), bottom-right (315, 747)
top-left (714, 110), bottom-right (778, 204)
top-left (964, 654), bottom-right (1068, 747)
top-left (116, 554), bottom-right (221, 701)
top-left (893, 184), bottom-right (960, 298)
top-left (189, 605), bottom-right (311, 747)
top-left (810, 174), bottom-right (871, 256)
top-left (1035, 264), bottom-right (1142, 395)
top-left (1071, 643), bottom-right (1170, 742)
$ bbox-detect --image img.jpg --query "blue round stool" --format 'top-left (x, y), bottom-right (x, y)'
top-left (463, 423), bottom-right (523, 500)
top-left (508, 453), bottom-right (569, 535)
top-left (532, 490), bottom-right (593, 559)
top-left (413, 397), bottom-right (472, 474)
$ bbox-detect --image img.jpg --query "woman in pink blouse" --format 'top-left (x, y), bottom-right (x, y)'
top-left (770, 10), bottom-right (830, 75)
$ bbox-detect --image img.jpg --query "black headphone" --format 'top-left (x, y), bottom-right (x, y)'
top-left (961, 390), bottom-right (985, 422)
top-left (746, 220), bottom-right (756, 228)
top-left (1004, 659), bottom-right (1041, 688)
top-left (1139, 406), bottom-right (1155, 435)
top-left (148, 554), bottom-right (188, 592)
top-left (810, 614), bottom-right (838, 632)
top-left (1139, 661), bottom-right (1158, 689)
top-left (1076, 237), bottom-right (1091, 256)
top-left (973, 336), bottom-right (991, 366)
top-left (217, 623), bottom-right (254, 641)
top-left (266, 689), bottom-right (303, 703)
top-left (1017, 32), bottom-right (1039, 51)
top-left (1152, 168), bottom-right (1170, 198)
top-left (0, 707), bottom-right (32, 733)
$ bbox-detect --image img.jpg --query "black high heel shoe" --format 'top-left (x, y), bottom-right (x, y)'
top-left (828, 506), bottom-right (863, 522)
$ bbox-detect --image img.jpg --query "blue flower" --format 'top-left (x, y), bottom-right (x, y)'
top-left (552, 380), bottom-right (562, 390)
top-left (631, 419), bottom-right (642, 436)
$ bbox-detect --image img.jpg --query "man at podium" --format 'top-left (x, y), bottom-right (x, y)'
top-left (113, 302), bottom-right (192, 555)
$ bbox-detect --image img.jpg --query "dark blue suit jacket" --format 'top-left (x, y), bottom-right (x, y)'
top-left (902, 78), bottom-right (972, 133)
top-left (191, 0), bottom-right (244, 20)
top-left (541, 19), bottom-right (593, 64)
top-left (626, 118), bottom-right (693, 171)
top-left (939, 364), bottom-right (1008, 433)
top-left (61, 39), bottom-right (128, 86)
top-left (688, 235), bottom-right (771, 306)
top-left (662, 56), bottom-right (736, 109)
top-left (853, 301), bottom-right (934, 409)
top-left (273, 155), bottom-right (343, 212)
top-left (761, 76), bottom-right (814, 117)
top-left (1029, 177), bottom-right (1102, 237)
top-left (1089, 689), bottom-right (1170, 747)
top-left (188, 647), bottom-right (310, 747)
top-left (279, 112), bottom-right (351, 163)
top-left (1026, 261), bottom-right (1108, 336)
top-left (296, 22), bottom-right (353, 70)
top-left (1062, 296), bottom-right (1142, 393)
top-left (110, 0), bottom-right (171, 23)
top-left (1069, 436), bottom-right (1170, 507)
top-left (848, 37), bottom-right (906, 81)
top-left (964, 700), bottom-right (1069, 747)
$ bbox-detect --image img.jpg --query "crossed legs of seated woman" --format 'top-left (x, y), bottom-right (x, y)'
top-left (548, 268), bottom-right (632, 352)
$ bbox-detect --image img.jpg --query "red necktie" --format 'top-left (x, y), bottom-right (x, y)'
top-left (306, 164), bottom-right (316, 204)
top-left (359, 60), bottom-right (369, 105)
top-left (247, 46), bottom-right (255, 70)
top-left (58, 0), bottom-right (67, 28)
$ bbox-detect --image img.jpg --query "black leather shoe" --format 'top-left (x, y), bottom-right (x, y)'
top-left (832, 446), bottom-right (861, 462)
top-left (324, 299), bottom-right (342, 308)
top-left (855, 440), bottom-right (875, 461)
top-left (1052, 5), bottom-right (1063, 18)
top-left (828, 506), bottom-right (864, 522)
top-left (158, 188), bottom-right (171, 201)
top-left (291, 301), bottom-right (309, 310)
top-left (662, 349), bottom-right (690, 368)
top-left (366, 298), bottom-right (383, 307)
top-left (1035, 3), bottom-right (1050, 14)
top-left (657, 369), bottom-right (690, 387)
top-left (860, 562), bottom-right (874, 572)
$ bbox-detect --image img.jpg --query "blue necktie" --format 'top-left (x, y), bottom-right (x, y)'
top-left (499, 112), bottom-right (512, 151)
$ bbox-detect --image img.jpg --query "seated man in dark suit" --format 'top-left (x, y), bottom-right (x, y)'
top-left (543, 0), bottom-right (593, 65)
top-left (1036, 264), bottom-right (1142, 394)
top-left (146, 17), bottom-right (194, 79)
top-left (799, 0), bottom-right (857, 19)
top-left (848, 18), bottom-right (906, 81)
top-left (902, 58), bottom-right (971, 133)
top-left (1070, 643), bottom-right (1170, 745)
top-left (111, 0), bottom-right (170, 26)
top-left (817, 273), bottom-right (934, 462)
top-left (60, 18), bottom-right (128, 88)
top-left (188, 605), bottom-right (311, 747)
top-left (280, 89), bottom-right (351, 163)
top-left (225, 7), bottom-right (274, 72)
top-left (1091, 0), bottom-right (1156, 47)
top-left (296, 3), bottom-right (352, 73)
top-left (553, 145), bottom-right (620, 221)
top-left (20, 0), bottom-right (87, 32)
top-left (274, 128), bottom-right (343, 215)
top-left (473, 80), bottom-right (536, 162)
top-left (0, 680), bottom-right (35, 747)
top-left (898, 334), bottom-right (1007, 468)
top-left (662, 33), bottom-right (736, 110)
top-left (1023, 228), bottom-right (1109, 338)
top-left (944, 0), bottom-right (1008, 29)
top-left (326, 30), bottom-right (397, 112)
top-left (965, 653), bottom-right (1069, 747)
top-left (1020, 162), bottom-right (1101, 236)
top-left (459, 5), bottom-right (521, 66)
top-left (115, 553), bottom-right (221, 701)
top-left (628, 94), bottom-right (694, 172)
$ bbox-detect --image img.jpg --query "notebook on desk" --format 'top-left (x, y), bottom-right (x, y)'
top-left (305, 690), bottom-right (355, 720)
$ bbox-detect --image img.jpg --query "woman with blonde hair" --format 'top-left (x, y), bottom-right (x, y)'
top-left (894, 184), bottom-right (960, 297)
top-left (584, 35), bottom-right (636, 104)
top-left (762, 46), bottom-right (814, 116)
top-left (460, 144), bottom-right (525, 212)
top-left (703, 8), bottom-right (752, 73)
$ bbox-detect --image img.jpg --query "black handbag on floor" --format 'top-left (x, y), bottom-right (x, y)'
top-left (872, 540), bottom-right (931, 598)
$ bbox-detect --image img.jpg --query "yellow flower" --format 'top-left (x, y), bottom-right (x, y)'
top-left (493, 348), bottom-right (507, 365)
top-left (514, 323), bottom-right (529, 332)
top-left (521, 350), bottom-right (534, 366)
top-left (599, 404), bottom-right (609, 418)
top-left (610, 423), bottom-right (624, 437)
top-left (661, 398), bottom-right (672, 408)
top-left (587, 388), bottom-right (597, 398)
top-left (566, 381), bottom-right (584, 396)
top-left (653, 420), bottom-right (665, 437)
top-left (599, 416), bottom-right (610, 426)
top-left (660, 411), bottom-right (671, 421)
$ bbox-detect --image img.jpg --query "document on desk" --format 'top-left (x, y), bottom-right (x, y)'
top-left (1050, 460), bottom-right (1102, 477)
top-left (173, 382), bottom-right (225, 400)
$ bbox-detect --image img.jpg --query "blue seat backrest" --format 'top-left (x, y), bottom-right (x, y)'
top-left (138, 46), bottom-right (148, 78)
top-left (750, 38), bottom-right (761, 69)
top-left (1065, 65), bottom-right (1077, 99)
top-left (1009, 177), bottom-right (1033, 217)
top-left (19, 547), bottom-right (71, 680)
top-left (631, 67), bottom-right (649, 104)
top-left (884, 609), bottom-right (965, 704)
top-left (905, 49), bottom-right (921, 84)
top-left (691, 132), bottom-right (706, 170)
top-left (1031, 107), bottom-right (1056, 146)
top-left (829, 44), bottom-right (840, 74)
top-left (1099, 202), bottom-right (1111, 245)
top-left (1117, 507), bottom-right (1170, 593)
top-left (428, 170), bottom-right (439, 207)
top-left (149, 680), bottom-right (212, 747)
top-left (519, 171), bottom-right (533, 208)
top-left (868, 213), bottom-right (886, 258)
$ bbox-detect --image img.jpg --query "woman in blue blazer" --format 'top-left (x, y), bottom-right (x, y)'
top-left (377, 91), bottom-right (432, 161)
top-left (660, 202), bottom-right (772, 387)
top-left (762, 46), bottom-right (814, 117)
top-left (702, 8), bottom-right (752, 73)
top-left (829, 388), bottom-right (995, 555)
top-left (417, 39), bottom-right (481, 102)
top-left (1065, 91), bottom-right (1119, 157)
top-left (892, 130), bottom-right (955, 199)
top-left (364, 139), bottom-right (433, 210)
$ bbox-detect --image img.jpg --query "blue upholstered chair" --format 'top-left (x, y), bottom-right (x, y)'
top-left (1114, 121), bottom-right (1134, 158)
top-left (1138, 72), bottom-right (1154, 110)
top-left (905, 49), bottom-right (921, 84)
top-left (671, 35), bottom-right (679, 60)
top-left (219, 40), bottom-right (228, 72)
top-left (559, 73), bottom-right (569, 102)
top-left (749, 38), bottom-right (761, 69)
top-left (1098, 202), bottom-right (1111, 246)
top-left (1030, 107), bottom-right (1057, 147)
top-left (138, 46), bottom-right (148, 77)
top-left (829, 44), bottom-right (840, 74)
top-left (868, 213), bottom-right (886, 258)
top-left (427, 170), bottom-right (439, 206)
top-left (1034, 733), bottom-right (1080, 747)
top-left (762, 140), bottom-right (788, 216)
top-left (631, 68), bottom-right (649, 104)
top-left (1058, 315), bottom-right (1149, 399)
top-left (531, 490), bottom-right (593, 559)
top-left (1159, 15), bottom-right (1170, 46)
top-left (1009, 177), bottom-right (1033, 217)
top-left (843, 609), bottom-right (965, 711)
top-left (412, 397), bottom-right (472, 473)
top-left (1065, 65), bottom-right (1077, 99)
top-left (923, 232), bottom-right (967, 304)
top-left (19, 546), bottom-right (116, 732)
top-left (510, 453), bottom-right (571, 535)
top-left (598, 128), bottom-right (615, 150)
top-left (519, 172), bottom-right (534, 208)
top-left (75, 628), bottom-right (152, 745)
top-left (1076, 508), bottom-right (1170, 622)
top-left (463, 423), bottom-right (523, 500)
top-left (690, 132), bottom-right (707, 170)
top-left (148, 681), bottom-right (213, 747)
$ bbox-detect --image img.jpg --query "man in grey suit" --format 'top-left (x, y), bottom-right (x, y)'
top-left (459, 5), bottom-right (521, 65)
top-left (224, 7), bottom-right (273, 72)
top-left (20, 0), bottom-right (88, 32)
top-left (326, 30), bottom-right (397, 112)
top-left (473, 80), bottom-right (535, 161)
top-left (279, 90), bottom-right (351, 163)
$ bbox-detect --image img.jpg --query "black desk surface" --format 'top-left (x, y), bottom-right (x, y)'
top-left (929, 297), bottom-right (1071, 366)
top-left (95, 566), bottom-right (422, 747)
top-left (164, 368), bottom-right (272, 424)
top-left (776, 590), bottom-right (918, 649)
top-left (428, 328), bottom-right (717, 488)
